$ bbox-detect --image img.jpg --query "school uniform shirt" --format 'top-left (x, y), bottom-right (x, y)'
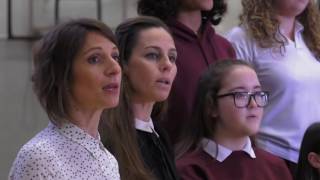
top-left (135, 118), bottom-right (179, 180)
top-left (161, 19), bottom-right (236, 144)
top-left (9, 122), bottom-right (120, 180)
top-left (177, 138), bottom-right (292, 180)
top-left (226, 22), bottom-right (320, 163)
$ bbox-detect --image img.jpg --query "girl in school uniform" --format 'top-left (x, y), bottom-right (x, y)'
top-left (176, 59), bottom-right (292, 180)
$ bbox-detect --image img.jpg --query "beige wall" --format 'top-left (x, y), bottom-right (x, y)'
top-left (0, 1), bottom-right (243, 179)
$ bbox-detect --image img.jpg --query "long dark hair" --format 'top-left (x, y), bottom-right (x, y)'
top-left (296, 123), bottom-right (320, 180)
top-left (175, 59), bottom-right (254, 158)
top-left (137, 0), bottom-right (227, 25)
top-left (100, 16), bottom-right (172, 180)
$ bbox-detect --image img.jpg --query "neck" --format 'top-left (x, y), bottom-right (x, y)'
top-left (277, 15), bottom-right (296, 41)
top-left (213, 128), bottom-right (248, 151)
top-left (177, 10), bottom-right (203, 34)
top-left (68, 105), bottom-right (103, 139)
top-left (131, 100), bottom-right (154, 122)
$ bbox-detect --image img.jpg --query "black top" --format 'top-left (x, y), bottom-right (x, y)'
top-left (137, 122), bottom-right (179, 180)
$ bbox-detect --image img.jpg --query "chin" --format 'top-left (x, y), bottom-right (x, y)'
top-left (103, 99), bottom-right (119, 109)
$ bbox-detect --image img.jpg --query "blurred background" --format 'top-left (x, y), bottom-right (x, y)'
top-left (0, 0), bottom-right (242, 178)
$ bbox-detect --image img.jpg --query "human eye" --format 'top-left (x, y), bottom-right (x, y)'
top-left (145, 52), bottom-right (160, 61)
top-left (87, 54), bottom-right (101, 64)
top-left (168, 53), bottom-right (177, 63)
top-left (111, 52), bottom-right (120, 62)
top-left (234, 92), bottom-right (249, 100)
top-left (255, 91), bottom-right (268, 99)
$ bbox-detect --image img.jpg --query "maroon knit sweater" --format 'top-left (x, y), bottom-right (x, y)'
top-left (177, 148), bottom-right (293, 180)
top-left (160, 19), bottom-right (235, 143)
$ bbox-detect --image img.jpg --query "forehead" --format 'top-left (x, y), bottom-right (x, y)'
top-left (221, 65), bottom-right (260, 88)
top-left (135, 27), bottom-right (174, 47)
top-left (84, 32), bottom-right (114, 45)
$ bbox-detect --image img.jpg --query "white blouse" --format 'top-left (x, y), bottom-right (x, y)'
top-left (9, 122), bottom-right (120, 180)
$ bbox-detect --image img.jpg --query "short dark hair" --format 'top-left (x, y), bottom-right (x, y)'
top-left (137, 0), bottom-right (227, 25)
top-left (296, 123), bottom-right (320, 180)
top-left (32, 18), bottom-right (116, 125)
top-left (175, 59), bottom-right (254, 158)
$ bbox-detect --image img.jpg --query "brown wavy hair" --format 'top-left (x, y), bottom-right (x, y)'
top-left (240, 0), bottom-right (320, 59)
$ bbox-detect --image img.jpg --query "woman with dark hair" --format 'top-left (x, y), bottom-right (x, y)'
top-left (227, 0), bottom-right (320, 176)
top-left (100, 16), bottom-right (179, 180)
top-left (137, 0), bottom-right (236, 143)
top-left (9, 18), bottom-right (121, 179)
top-left (176, 59), bottom-right (292, 180)
top-left (296, 123), bottom-right (320, 180)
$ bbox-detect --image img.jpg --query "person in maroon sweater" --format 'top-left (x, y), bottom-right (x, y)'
top-left (137, 0), bottom-right (236, 144)
top-left (175, 60), bottom-right (293, 180)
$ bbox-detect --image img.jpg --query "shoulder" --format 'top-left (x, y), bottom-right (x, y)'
top-left (176, 149), bottom-right (212, 171)
top-left (254, 148), bottom-right (292, 176)
top-left (255, 148), bottom-right (285, 164)
top-left (177, 150), bottom-right (214, 180)
top-left (9, 128), bottom-right (60, 179)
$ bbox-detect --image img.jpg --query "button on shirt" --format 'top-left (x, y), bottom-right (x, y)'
top-left (9, 122), bottom-right (120, 180)
top-left (201, 138), bottom-right (256, 162)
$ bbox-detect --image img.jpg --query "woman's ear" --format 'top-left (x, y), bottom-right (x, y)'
top-left (308, 152), bottom-right (320, 169)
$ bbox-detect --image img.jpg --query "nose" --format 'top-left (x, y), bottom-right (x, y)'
top-left (159, 56), bottom-right (173, 72)
top-left (105, 58), bottom-right (121, 77)
top-left (247, 95), bottom-right (258, 108)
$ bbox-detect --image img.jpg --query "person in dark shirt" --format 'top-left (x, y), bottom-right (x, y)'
top-left (175, 59), bottom-right (292, 180)
top-left (100, 16), bottom-right (179, 180)
top-left (296, 123), bottom-right (320, 180)
top-left (137, 0), bottom-right (235, 143)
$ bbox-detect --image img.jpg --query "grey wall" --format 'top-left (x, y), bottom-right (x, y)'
top-left (0, 0), bottom-right (7, 38)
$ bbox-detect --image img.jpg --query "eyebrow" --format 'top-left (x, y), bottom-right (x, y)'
top-left (144, 46), bottom-right (177, 53)
top-left (82, 46), bottom-right (118, 55)
top-left (228, 85), bottom-right (262, 92)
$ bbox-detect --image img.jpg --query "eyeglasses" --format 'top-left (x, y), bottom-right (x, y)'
top-left (216, 91), bottom-right (269, 108)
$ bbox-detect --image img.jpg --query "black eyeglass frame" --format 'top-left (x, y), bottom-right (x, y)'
top-left (216, 91), bottom-right (269, 108)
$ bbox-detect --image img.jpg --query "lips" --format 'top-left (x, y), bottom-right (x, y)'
top-left (156, 78), bottom-right (171, 85)
top-left (102, 83), bottom-right (119, 93)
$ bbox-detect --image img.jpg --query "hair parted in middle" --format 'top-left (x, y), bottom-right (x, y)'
top-left (99, 16), bottom-right (172, 180)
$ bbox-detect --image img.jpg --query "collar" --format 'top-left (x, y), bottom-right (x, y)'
top-left (51, 122), bottom-right (106, 159)
top-left (134, 118), bottom-right (159, 137)
top-left (201, 137), bottom-right (256, 162)
top-left (278, 20), bottom-right (304, 48)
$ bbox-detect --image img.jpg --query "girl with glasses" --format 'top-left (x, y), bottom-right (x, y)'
top-left (175, 59), bottom-right (292, 180)
top-left (227, 0), bottom-right (320, 177)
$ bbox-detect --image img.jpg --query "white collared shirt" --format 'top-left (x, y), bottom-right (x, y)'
top-left (9, 122), bottom-right (120, 180)
top-left (201, 138), bottom-right (256, 162)
top-left (135, 118), bottom-right (159, 137)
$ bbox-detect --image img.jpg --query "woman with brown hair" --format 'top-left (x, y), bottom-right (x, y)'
top-left (100, 16), bottom-right (179, 180)
top-left (227, 0), bottom-right (320, 176)
top-left (9, 18), bottom-right (121, 179)
top-left (137, 0), bottom-right (236, 144)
